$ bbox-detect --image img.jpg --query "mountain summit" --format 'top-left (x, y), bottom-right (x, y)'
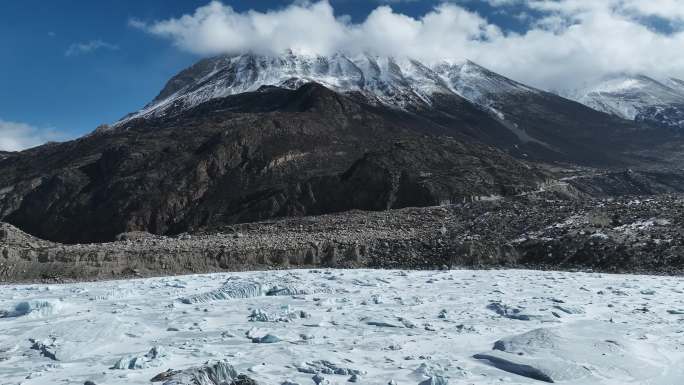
top-left (119, 52), bottom-right (481, 123)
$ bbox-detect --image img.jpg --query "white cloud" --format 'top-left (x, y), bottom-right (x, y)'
top-left (0, 119), bottom-right (65, 151)
top-left (622, 0), bottom-right (684, 21)
top-left (132, 0), bottom-right (684, 90)
top-left (131, 1), bottom-right (497, 58)
top-left (65, 40), bottom-right (119, 57)
top-left (526, 0), bottom-right (684, 22)
top-left (130, 1), bottom-right (347, 56)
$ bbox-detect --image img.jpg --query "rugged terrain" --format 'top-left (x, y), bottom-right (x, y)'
top-left (3, 190), bottom-right (684, 283)
top-left (2, 52), bottom-right (684, 385)
top-left (2, 52), bottom-right (684, 281)
top-left (0, 83), bottom-right (548, 244)
top-left (1, 53), bottom-right (675, 246)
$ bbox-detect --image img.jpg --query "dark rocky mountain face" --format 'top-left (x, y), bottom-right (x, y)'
top-left (0, 54), bottom-right (680, 245)
top-left (635, 104), bottom-right (684, 131)
top-left (0, 84), bottom-right (546, 243)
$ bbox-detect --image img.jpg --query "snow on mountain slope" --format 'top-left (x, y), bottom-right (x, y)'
top-left (115, 51), bottom-right (568, 151)
top-left (117, 52), bottom-right (462, 124)
top-left (566, 74), bottom-right (684, 129)
top-left (433, 60), bottom-right (540, 107)
top-left (668, 77), bottom-right (684, 94)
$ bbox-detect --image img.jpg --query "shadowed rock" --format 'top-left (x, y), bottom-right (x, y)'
top-left (474, 353), bottom-right (554, 383)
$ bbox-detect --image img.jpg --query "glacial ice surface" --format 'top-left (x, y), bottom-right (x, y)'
top-left (1, 269), bottom-right (683, 385)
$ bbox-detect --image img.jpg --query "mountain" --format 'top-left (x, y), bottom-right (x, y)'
top-left (118, 52), bottom-right (455, 122)
top-left (0, 82), bottom-right (545, 243)
top-left (566, 74), bottom-right (684, 131)
top-left (117, 52), bottom-right (642, 163)
top-left (0, 52), bottom-right (666, 243)
top-left (433, 61), bottom-right (642, 163)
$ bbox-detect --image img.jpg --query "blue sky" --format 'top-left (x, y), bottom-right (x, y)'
top-left (0, 0), bottom-right (531, 145)
top-left (1, 0), bottom-right (683, 150)
top-left (1, 1), bottom-right (214, 140)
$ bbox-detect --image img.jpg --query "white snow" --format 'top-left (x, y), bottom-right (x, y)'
top-left (106, 52), bottom-right (562, 146)
top-left (114, 53), bottom-right (455, 125)
top-left (1, 269), bottom-right (683, 384)
top-left (434, 60), bottom-right (539, 106)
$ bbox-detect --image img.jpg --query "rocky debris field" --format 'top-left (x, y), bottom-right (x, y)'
top-left (1, 269), bottom-right (682, 385)
top-left (1, 193), bottom-right (684, 283)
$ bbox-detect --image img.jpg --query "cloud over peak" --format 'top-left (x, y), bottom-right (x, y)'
top-left (130, 1), bottom-right (498, 56)
top-left (131, 0), bottom-right (684, 91)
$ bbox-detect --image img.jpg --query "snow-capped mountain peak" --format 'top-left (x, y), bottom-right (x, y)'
top-left (565, 74), bottom-right (684, 128)
top-left (117, 52), bottom-right (467, 124)
top-left (115, 51), bottom-right (542, 126)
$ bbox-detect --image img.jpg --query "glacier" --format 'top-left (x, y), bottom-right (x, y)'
top-left (1, 269), bottom-right (683, 384)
